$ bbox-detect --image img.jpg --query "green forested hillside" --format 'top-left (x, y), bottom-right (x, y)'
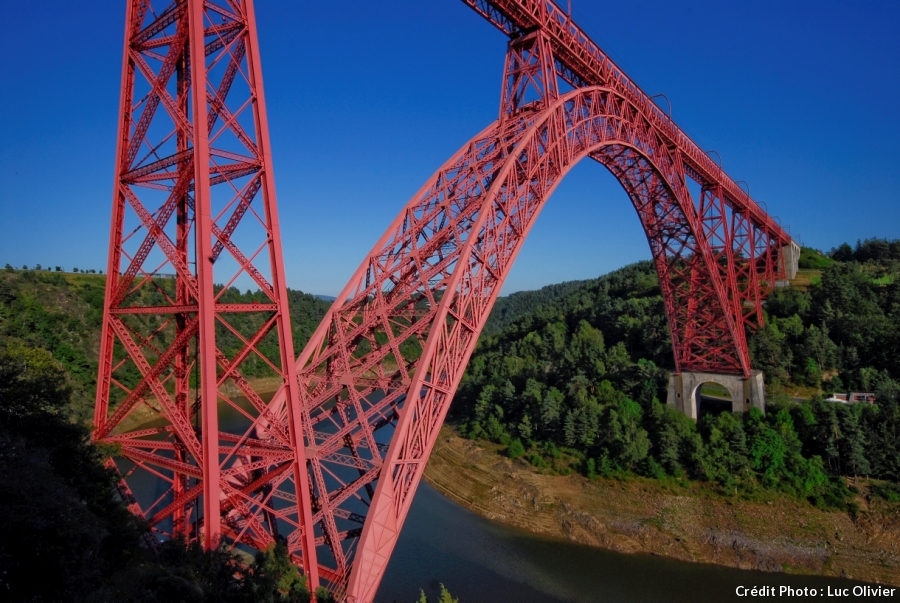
top-left (0, 266), bottom-right (331, 421)
top-left (755, 250), bottom-right (900, 389)
top-left (483, 278), bottom-right (591, 335)
top-left (0, 238), bottom-right (898, 599)
top-left (0, 266), bottom-right (336, 601)
top-left (452, 238), bottom-right (900, 509)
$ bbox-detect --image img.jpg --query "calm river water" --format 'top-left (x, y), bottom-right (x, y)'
top-left (377, 482), bottom-right (889, 603)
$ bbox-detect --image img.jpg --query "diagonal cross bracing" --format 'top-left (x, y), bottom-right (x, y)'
top-left (94, 0), bottom-right (319, 591)
top-left (96, 2), bottom-right (795, 601)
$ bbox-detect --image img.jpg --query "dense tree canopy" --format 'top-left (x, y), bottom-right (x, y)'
top-left (0, 341), bottom-right (337, 602)
top-left (752, 247), bottom-right (900, 388)
top-left (452, 241), bottom-right (900, 509)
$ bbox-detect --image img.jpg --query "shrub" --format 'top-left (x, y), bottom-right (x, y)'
top-left (871, 482), bottom-right (900, 503)
top-left (507, 438), bottom-right (525, 459)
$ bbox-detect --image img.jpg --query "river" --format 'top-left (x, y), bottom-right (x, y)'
top-left (378, 482), bottom-right (886, 603)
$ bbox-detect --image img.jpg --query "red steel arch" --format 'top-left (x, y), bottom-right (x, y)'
top-left (280, 77), bottom-right (792, 599)
top-left (92, 1), bottom-right (797, 601)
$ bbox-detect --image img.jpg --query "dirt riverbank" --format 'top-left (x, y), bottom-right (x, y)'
top-left (423, 426), bottom-right (900, 586)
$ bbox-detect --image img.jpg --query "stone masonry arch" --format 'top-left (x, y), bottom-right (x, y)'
top-left (668, 371), bottom-right (766, 420)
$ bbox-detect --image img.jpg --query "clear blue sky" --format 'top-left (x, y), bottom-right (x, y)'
top-left (1, 1), bottom-right (898, 296)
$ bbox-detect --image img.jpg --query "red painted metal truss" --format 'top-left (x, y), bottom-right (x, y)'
top-left (93, 0), bottom-right (319, 587)
top-left (92, 0), bottom-right (796, 601)
top-left (268, 7), bottom-right (794, 602)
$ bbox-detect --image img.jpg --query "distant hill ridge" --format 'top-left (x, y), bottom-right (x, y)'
top-left (484, 278), bottom-right (592, 335)
top-left (484, 261), bottom-right (661, 335)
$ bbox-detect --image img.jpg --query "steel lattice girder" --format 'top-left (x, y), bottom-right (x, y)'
top-left (94, 0), bottom-right (319, 590)
top-left (463, 0), bottom-right (792, 253)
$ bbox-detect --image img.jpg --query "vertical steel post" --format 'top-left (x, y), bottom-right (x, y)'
top-left (243, 0), bottom-right (320, 588)
top-left (94, 0), bottom-right (135, 433)
top-left (186, 0), bottom-right (221, 549)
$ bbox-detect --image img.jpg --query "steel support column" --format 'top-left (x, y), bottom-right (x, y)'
top-left (93, 0), bottom-right (318, 591)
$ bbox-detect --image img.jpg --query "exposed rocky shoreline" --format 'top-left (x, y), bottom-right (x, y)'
top-left (422, 426), bottom-right (900, 587)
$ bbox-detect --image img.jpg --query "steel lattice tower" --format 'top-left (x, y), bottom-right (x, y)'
top-left (93, 0), bottom-right (319, 589)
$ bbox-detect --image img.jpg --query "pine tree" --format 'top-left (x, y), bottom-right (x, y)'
top-left (837, 406), bottom-right (870, 477)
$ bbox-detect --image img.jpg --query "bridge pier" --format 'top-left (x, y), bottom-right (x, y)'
top-left (781, 240), bottom-right (801, 281)
top-left (667, 371), bottom-right (765, 420)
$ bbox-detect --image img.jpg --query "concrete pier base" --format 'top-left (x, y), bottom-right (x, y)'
top-left (667, 371), bottom-right (765, 420)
